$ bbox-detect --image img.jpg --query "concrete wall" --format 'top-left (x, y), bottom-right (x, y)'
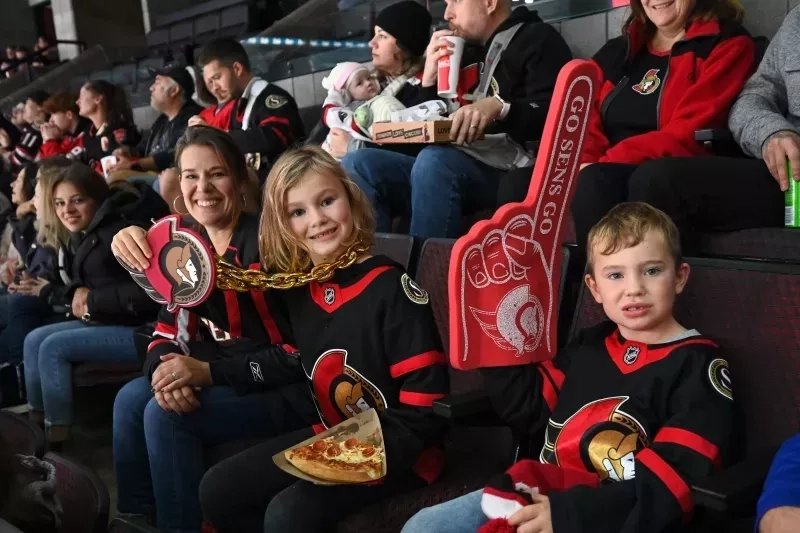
top-left (0, 0), bottom-right (39, 47)
top-left (51, 0), bottom-right (146, 59)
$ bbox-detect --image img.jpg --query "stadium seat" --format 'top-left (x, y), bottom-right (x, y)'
top-left (194, 13), bottom-right (221, 45)
top-left (72, 363), bottom-right (141, 388)
top-left (569, 257), bottom-right (800, 530)
top-left (371, 232), bottom-right (416, 273)
top-left (44, 452), bottom-right (110, 533)
top-left (0, 411), bottom-right (45, 458)
top-left (218, 4), bottom-right (249, 38)
top-left (695, 228), bottom-right (800, 263)
top-left (146, 28), bottom-right (170, 52)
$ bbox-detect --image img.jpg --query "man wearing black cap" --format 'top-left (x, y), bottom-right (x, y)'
top-left (108, 66), bottom-right (203, 182)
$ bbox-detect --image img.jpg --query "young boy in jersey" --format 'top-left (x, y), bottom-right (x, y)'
top-left (402, 202), bottom-right (734, 533)
top-left (152, 146), bottom-right (449, 533)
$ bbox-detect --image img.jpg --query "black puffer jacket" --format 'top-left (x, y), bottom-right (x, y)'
top-left (8, 213), bottom-right (58, 282)
top-left (60, 182), bottom-right (168, 325)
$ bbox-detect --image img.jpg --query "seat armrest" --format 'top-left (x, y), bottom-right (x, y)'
top-left (695, 128), bottom-right (734, 143)
top-left (692, 448), bottom-right (778, 513)
top-left (433, 391), bottom-right (493, 419)
top-left (433, 391), bottom-right (510, 427)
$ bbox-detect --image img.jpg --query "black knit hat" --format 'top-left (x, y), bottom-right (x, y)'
top-left (374, 1), bottom-right (432, 58)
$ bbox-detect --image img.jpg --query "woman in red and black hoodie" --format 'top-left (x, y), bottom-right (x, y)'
top-left (568, 0), bottom-right (772, 254)
top-left (44, 81), bottom-right (141, 175)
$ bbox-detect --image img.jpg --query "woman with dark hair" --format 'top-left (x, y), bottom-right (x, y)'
top-left (110, 127), bottom-right (315, 533)
top-left (40, 81), bottom-right (140, 175)
top-left (22, 161), bottom-right (163, 444)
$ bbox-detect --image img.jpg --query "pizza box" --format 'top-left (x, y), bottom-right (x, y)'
top-left (371, 120), bottom-right (453, 144)
top-left (273, 408), bottom-right (386, 485)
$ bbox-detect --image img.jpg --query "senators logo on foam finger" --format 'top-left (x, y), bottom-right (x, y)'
top-left (449, 60), bottom-right (599, 369)
top-left (116, 215), bottom-right (216, 312)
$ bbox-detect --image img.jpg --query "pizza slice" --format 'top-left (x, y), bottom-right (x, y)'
top-left (285, 435), bottom-right (385, 483)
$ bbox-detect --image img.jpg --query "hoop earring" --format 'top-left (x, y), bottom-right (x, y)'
top-left (172, 196), bottom-right (190, 217)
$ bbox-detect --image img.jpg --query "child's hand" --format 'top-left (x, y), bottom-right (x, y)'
top-left (507, 493), bottom-right (552, 533)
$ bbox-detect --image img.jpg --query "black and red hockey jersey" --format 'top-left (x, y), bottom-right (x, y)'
top-left (39, 117), bottom-right (93, 160)
top-left (143, 213), bottom-right (291, 386)
top-left (41, 120), bottom-right (140, 174)
top-left (9, 123), bottom-right (43, 171)
top-left (246, 255), bottom-right (450, 483)
top-left (226, 77), bottom-right (305, 180)
top-left (481, 320), bottom-right (733, 533)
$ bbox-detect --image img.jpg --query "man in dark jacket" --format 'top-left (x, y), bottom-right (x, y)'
top-left (108, 66), bottom-right (203, 184)
top-left (194, 38), bottom-right (305, 179)
top-left (341, 0), bottom-right (571, 239)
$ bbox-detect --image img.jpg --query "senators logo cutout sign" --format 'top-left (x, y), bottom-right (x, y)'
top-left (448, 60), bottom-right (599, 369)
top-left (116, 215), bottom-right (216, 312)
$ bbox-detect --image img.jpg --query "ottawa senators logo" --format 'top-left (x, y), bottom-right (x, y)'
top-left (632, 69), bottom-right (661, 95)
top-left (309, 349), bottom-right (387, 429)
top-left (541, 397), bottom-right (649, 483)
top-left (115, 215), bottom-right (215, 312)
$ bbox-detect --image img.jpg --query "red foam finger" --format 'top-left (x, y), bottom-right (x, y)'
top-left (482, 230), bottom-right (512, 284)
top-left (449, 60), bottom-right (599, 370)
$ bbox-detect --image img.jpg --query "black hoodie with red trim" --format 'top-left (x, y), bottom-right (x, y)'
top-left (581, 17), bottom-right (755, 165)
top-left (481, 320), bottom-right (733, 533)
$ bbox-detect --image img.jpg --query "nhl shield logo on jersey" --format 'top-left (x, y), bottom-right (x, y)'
top-left (540, 396), bottom-right (649, 482)
top-left (324, 286), bottom-right (336, 305)
top-left (623, 345), bottom-right (640, 365)
top-left (401, 274), bottom-right (429, 305)
top-left (708, 358), bottom-right (733, 400)
top-left (310, 349), bottom-right (387, 428)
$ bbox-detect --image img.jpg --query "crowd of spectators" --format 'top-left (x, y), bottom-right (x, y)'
top-left (0, 0), bottom-right (799, 532)
top-left (1, 37), bottom-right (59, 79)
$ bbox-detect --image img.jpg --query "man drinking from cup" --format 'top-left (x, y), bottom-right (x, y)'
top-left (341, 0), bottom-right (571, 239)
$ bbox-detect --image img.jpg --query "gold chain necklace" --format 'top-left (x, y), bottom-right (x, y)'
top-left (215, 240), bottom-right (371, 292)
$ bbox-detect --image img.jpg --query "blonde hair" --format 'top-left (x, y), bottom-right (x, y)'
top-left (623, 0), bottom-right (744, 35)
top-left (587, 202), bottom-right (681, 274)
top-left (260, 146), bottom-right (375, 273)
top-left (36, 158), bottom-right (74, 247)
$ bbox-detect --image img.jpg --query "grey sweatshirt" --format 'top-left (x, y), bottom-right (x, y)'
top-left (729, 6), bottom-right (800, 158)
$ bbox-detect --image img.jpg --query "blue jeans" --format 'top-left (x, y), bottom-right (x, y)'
top-left (0, 293), bottom-right (65, 365)
top-left (340, 146), bottom-right (504, 239)
top-left (23, 320), bottom-right (139, 426)
top-left (402, 489), bottom-right (486, 533)
top-left (114, 376), bottom-right (317, 533)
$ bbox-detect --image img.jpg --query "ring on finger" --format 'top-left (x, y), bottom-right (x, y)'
top-left (171, 371), bottom-right (178, 382)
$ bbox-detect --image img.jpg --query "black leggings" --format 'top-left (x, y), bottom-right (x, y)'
top-left (199, 427), bottom-right (426, 533)
top-left (497, 157), bottom-right (785, 255)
